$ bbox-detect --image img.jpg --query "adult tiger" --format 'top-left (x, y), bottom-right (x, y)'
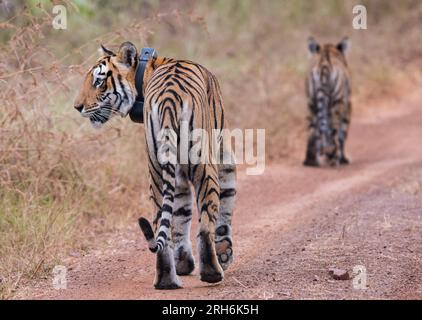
top-left (304, 37), bottom-right (352, 167)
top-left (74, 42), bottom-right (236, 289)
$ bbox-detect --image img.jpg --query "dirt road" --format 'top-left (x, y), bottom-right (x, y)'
top-left (17, 90), bottom-right (422, 299)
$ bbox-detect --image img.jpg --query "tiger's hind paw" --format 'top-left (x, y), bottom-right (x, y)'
top-left (339, 156), bottom-right (350, 165)
top-left (215, 239), bottom-right (233, 271)
top-left (154, 267), bottom-right (182, 290)
top-left (303, 158), bottom-right (319, 167)
top-left (154, 280), bottom-right (182, 290)
top-left (175, 247), bottom-right (195, 276)
top-left (200, 264), bottom-right (224, 283)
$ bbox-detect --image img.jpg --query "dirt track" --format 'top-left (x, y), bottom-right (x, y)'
top-left (18, 90), bottom-right (422, 300)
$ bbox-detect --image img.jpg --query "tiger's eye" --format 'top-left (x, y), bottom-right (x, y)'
top-left (94, 79), bottom-right (103, 87)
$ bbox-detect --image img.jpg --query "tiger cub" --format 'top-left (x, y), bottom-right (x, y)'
top-left (74, 42), bottom-right (236, 289)
top-left (304, 37), bottom-right (352, 167)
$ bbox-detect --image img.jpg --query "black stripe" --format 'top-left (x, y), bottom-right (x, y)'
top-left (175, 192), bottom-right (190, 199)
top-left (157, 231), bottom-right (168, 240)
top-left (162, 204), bottom-right (172, 213)
top-left (173, 207), bottom-right (192, 217)
top-left (160, 218), bottom-right (170, 228)
top-left (220, 188), bottom-right (236, 199)
top-left (117, 74), bottom-right (129, 102)
top-left (149, 115), bottom-right (158, 154)
top-left (138, 218), bottom-right (154, 240)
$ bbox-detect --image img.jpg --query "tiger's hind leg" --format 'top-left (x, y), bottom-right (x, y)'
top-left (304, 131), bottom-right (320, 167)
top-left (145, 119), bottom-right (181, 289)
top-left (145, 201), bottom-right (182, 289)
top-left (153, 164), bottom-right (182, 290)
top-left (328, 102), bottom-right (350, 166)
top-left (172, 166), bottom-right (195, 276)
top-left (154, 242), bottom-right (181, 289)
top-left (339, 116), bottom-right (350, 165)
top-left (339, 136), bottom-right (349, 165)
top-left (215, 147), bottom-right (236, 270)
top-left (195, 165), bottom-right (224, 283)
top-left (139, 212), bottom-right (180, 289)
top-left (326, 128), bottom-right (345, 167)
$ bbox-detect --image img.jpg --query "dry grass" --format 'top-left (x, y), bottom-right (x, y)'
top-left (0, 0), bottom-right (421, 298)
top-left (0, 4), bottom-right (154, 298)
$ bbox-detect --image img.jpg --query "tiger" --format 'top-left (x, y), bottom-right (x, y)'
top-left (73, 42), bottom-right (236, 289)
top-left (304, 37), bottom-right (352, 167)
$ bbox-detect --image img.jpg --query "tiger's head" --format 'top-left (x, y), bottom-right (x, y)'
top-left (74, 42), bottom-right (138, 128)
top-left (307, 37), bottom-right (349, 66)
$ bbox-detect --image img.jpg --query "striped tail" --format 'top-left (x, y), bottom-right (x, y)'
top-left (139, 100), bottom-right (178, 254)
top-left (138, 217), bottom-right (160, 253)
top-left (138, 166), bottom-right (176, 254)
top-left (138, 208), bottom-right (172, 253)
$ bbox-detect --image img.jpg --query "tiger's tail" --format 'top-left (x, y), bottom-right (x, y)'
top-left (138, 217), bottom-right (161, 253)
top-left (138, 131), bottom-right (176, 254)
top-left (138, 197), bottom-right (173, 254)
top-left (139, 99), bottom-right (178, 254)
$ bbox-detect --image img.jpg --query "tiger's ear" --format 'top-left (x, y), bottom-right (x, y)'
top-left (117, 42), bottom-right (138, 68)
top-left (100, 44), bottom-right (115, 56)
top-left (337, 37), bottom-right (350, 54)
top-left (308, 37), bottom-right (320, 54)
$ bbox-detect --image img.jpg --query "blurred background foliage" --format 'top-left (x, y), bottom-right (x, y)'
top-left (0, 0), bottom-right (421, 298)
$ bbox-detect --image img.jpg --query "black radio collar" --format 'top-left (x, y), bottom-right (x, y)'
top-left (129, 47), bottom-right (157, 123)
